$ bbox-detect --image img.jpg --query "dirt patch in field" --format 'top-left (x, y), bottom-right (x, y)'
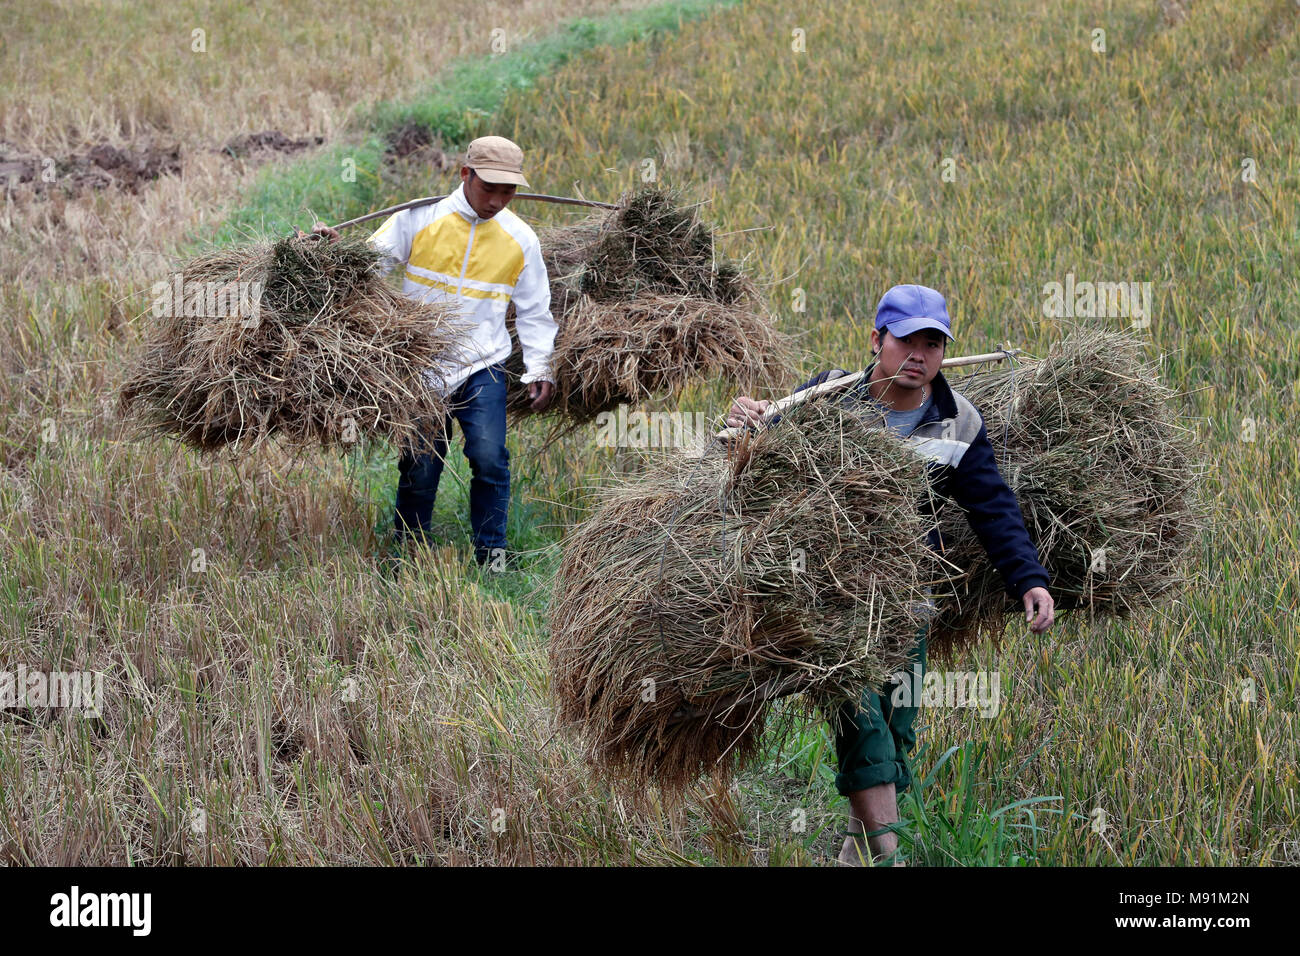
top-left (387, 122), bottom-right (435, 159)
top-left (220, 129), bottom-right (325, 161)
top-left (1, 141), bottom-right (182, 196)
top-left (384, 122), bottom-right (458, 178)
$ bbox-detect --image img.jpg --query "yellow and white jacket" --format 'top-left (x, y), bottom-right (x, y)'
top-left (369, 183), bottom-right (557, 395)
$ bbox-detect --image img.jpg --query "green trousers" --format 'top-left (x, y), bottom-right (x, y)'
top-left (832, 622), bottom-right (928, 796)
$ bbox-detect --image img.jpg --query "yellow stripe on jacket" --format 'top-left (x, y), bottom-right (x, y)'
top-left (407, 215), bottom-right (525, 291)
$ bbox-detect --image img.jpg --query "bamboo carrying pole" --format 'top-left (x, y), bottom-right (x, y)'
top-left (328, 193), bottom-right (618, 232)
top-left (714, 348), bottom-right (1022, 440)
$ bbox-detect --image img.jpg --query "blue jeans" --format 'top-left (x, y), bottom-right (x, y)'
top-left (394, 364), bottom-right (510, 556)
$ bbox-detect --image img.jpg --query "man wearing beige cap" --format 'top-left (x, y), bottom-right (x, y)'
top-left (315, 135), bottom-right (556, 568)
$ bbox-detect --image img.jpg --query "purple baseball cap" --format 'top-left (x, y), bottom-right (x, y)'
top-left (874, 284), bottom-right (955, 341)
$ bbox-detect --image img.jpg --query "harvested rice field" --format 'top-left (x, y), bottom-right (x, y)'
top-left (0, 0), bottom-right (1295, 884)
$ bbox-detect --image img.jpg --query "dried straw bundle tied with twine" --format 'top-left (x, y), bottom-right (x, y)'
top-left (506, 186), bottom-right (795, 426)
top-left (548, 397), bottom-right (941, 792)
top-left (120, 234), bottom-right (468, 455)
top-left (931, 327), bottom-right (1206, 657)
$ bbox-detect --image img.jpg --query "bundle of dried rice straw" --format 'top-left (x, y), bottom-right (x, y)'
top-left (551, 328), bottom-right (1204, 791)
top-left (548, 397), bottom-right (940, 792)
top-left (506, 186), bottom-right (794, 426)
top-left (120, 234), bottom-right (468, 454)
top-left (930, 328), bottom-right (1206, 657)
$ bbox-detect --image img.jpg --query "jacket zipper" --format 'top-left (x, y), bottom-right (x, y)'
top-left (457, 217), bottom-right (476, 295)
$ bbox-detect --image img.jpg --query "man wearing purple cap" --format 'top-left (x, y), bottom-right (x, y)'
top-left (726, 283), bottom-right (1056, 865)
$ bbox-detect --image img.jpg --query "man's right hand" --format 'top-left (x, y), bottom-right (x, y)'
top-left (310, 221), bottom-right (340, 242)
top-left (725, 396), bottom-right (772, 430)
top-left (1022, 586), bottom-right (1056, 635)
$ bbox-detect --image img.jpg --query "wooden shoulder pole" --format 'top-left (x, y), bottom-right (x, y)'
top-left (328, 193), bottom-right (618, 232)
top-left (714, 348), bottom-right (1022, 440)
